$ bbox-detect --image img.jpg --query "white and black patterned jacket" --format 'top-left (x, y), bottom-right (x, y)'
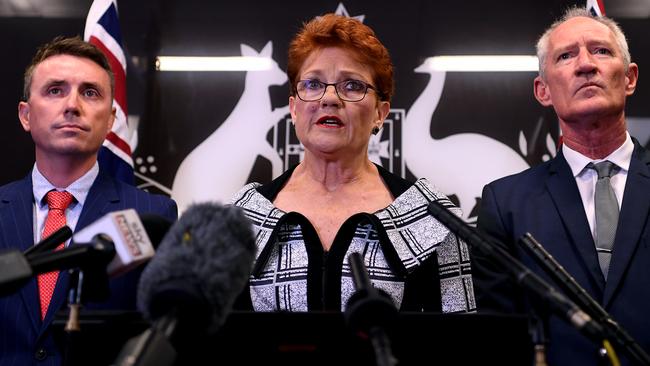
top-left (230, 165), bottom-right (476, 313)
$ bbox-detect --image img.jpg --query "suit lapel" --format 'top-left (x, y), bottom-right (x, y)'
top-left (545, 152), bottom-right (606, 292)
top-left (0, 175), bottom-right (43, 333)
top-left (0, 175), bottom-right (38, 251)
top-left (41, 172), bottom-right (120, 331)
top-left (603, 142), bottom-right (650, 307)
top-left (76, 172), bottom-right (119, 231)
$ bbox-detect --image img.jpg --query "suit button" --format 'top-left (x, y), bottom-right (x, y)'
top-left (35, 348), bottom-right (47, 361)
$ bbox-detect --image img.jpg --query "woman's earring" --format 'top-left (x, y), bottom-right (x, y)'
top-left (372, 126), bottom-right (380, 135)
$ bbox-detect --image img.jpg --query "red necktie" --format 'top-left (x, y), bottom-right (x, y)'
top-left (37, 190), bottom-right (74, 320)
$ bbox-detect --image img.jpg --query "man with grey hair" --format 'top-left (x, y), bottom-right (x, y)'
top-left (473, 7), bottom-right (649, 365)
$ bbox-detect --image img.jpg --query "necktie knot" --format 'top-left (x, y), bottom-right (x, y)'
top-left (46, 190), bottom-right (74, 211)
top-left (588, 161), bottom-right (618, 179)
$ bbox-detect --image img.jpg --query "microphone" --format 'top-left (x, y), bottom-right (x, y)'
top-left (520, 233), bottom-right (650, 365)
top-left (0, 210), bottom-right (170, 296)
top-left (65, 211), bottom-right (172, 305)
top-left (137, 214), bottom-right (174, 252)
top-left (345, 252), bottom-right (398, 366)
top-left (61, 213), bottom-right (171, 341)
top-left (73, 209), bottom-right (165, 277)
top-left (1, 225), bottom-right (72, 296)
top-left (113, 203), bottom-right (256, 366)
top-left (426, 200), bottom-right (606, 344)
top-left (24, 225), bottom-right (73, 259)
top-left (0, 249), bottom-right (37, 296)
top-left (0, 235), bottom-right (115, 297)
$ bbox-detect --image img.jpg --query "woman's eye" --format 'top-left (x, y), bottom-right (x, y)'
top-left (344, 80), bottom-right (366, 91)
top-left (304, 80), bottom-right (323, 90)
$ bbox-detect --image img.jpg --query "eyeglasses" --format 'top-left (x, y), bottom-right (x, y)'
top-left (294, 79), bottom-right (380, 102)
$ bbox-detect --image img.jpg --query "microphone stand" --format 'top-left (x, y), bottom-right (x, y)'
top-left (427, 201), bottom-right (607, 346)
top-left (61, 236), bottom-right (115, 366)
top-left (112, 313), bottom-right (177, 366)
top-left (65, 269), bottom-right (83, 333)
top-left (519, 233), bottom-right (650, 366)
top-left (528, 308), bottom-right (549, 366)
top-left (344, 252), bottom-right (398, 366)
top-left (63, 269), bottom-right (83, 366)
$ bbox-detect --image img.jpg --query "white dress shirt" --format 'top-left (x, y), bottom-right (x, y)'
top-left (562, 132), bottom-right (633, 239)
top-left (31, 162), bottom-right (99, 246)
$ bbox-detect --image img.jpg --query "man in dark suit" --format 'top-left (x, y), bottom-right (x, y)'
top-left (0, 37), bottom-right (177, 365)
top-left (474, 7), bottom-right (649, 365)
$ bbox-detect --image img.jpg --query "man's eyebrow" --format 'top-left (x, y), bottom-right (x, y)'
top-left (80, 81), bottom-right (101, 89)
top-left (43, 79), bottom-right (66, 87)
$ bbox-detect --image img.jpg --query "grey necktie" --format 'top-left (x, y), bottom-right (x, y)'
top-left (588, 161), bottom-right (619, 280)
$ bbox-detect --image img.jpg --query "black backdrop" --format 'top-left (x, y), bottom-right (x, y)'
top-left (1, 0), bottom-right (648, 220)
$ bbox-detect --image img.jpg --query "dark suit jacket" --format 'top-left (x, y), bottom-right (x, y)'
top-left (0, 171), bottom-right (177, 366)
top-left (473, 138), bottom-right (650, 365)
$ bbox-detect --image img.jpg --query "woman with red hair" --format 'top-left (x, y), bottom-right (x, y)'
top-left (232, 14), bottom-right (475, 313)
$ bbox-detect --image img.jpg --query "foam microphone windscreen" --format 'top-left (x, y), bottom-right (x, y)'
top-left (137, 203), bottom-right (256, 334)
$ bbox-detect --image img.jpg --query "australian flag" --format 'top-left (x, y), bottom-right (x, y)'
top-left (586, 0), bottom-right (605, 16)
top-left (84, 0), bottom-right (136, 184)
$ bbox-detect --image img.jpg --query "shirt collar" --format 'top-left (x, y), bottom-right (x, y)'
top-left (32, 162), bottom-right (100, 208)
top-left (562, 132), bottom-right (633, 177)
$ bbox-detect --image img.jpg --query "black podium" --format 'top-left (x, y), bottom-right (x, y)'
top-left (53, 311), bottom-right (532, 365)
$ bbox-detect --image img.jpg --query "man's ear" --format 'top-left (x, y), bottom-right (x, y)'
top-left (533, 76), bottom-right (553, 107)
top-left (624, 62), bottom-right (639, 96)
top-left (107, 106), bottom-right (116, 134)
top-left (18, 101), bottom-right (31, 132)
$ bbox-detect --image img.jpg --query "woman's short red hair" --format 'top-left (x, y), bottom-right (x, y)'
top-left (287, 13), bottom-right (394, 102)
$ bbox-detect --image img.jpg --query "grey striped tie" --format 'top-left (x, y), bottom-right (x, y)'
top-left (588, 161), bottom-right (619, 280)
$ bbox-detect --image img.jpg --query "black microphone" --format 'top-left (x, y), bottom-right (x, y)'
top-left (426, 199), bottom-right (606, 344)
top-left (138, 214), bottom-right (174, 252)
top-left (28, 234), bottom-right (115, 273)
top-left (73, 210), bottom-right (171, 277)
top-left (113, 203), bottom-right (256, 366)
top-left (24, 225), bottom-right (73, 259)
top-left (63, 213), bottom-right (173, 319)
top-left (0, 235), bottom-right (115, 297)
top-left (2, 225), bottom-right (79, 297)
top-left (0, 210), bottom-right (170, 297)
top-left (345, 252), bottom-right (398, 366)
top-left (520, 233), bottom-right (650, 365)
top-left (0, 249), bottom-right (33, 296)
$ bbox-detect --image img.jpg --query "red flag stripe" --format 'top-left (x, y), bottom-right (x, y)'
top-left (89, 35), bottom-right (128, 116)
top-left (106, 131), bottom-right (132, 156)
top-left (596, 0), bottom-right (605, 15)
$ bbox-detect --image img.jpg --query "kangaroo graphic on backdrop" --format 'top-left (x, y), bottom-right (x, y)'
top-left (404, 63), bottom-right (529, 220)
top-left (172, 41), bottom-right (289, 212)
